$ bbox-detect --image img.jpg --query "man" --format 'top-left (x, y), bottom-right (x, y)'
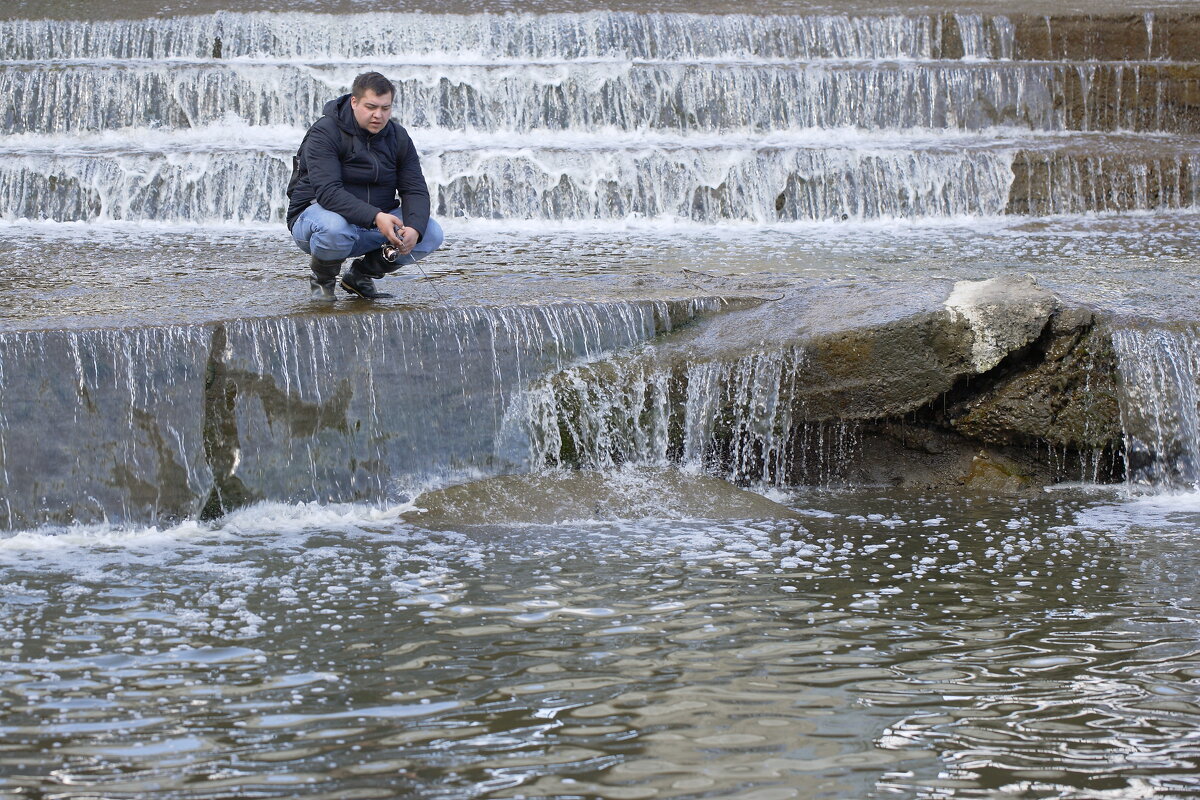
top-left (287, 71), bottom-right (444, 300)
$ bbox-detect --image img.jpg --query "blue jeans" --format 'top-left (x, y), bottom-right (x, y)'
top-left (291, 203), bottom-right (444, 265)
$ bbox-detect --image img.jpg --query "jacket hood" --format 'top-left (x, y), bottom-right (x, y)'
top-left (323, 94), bottom-right (363, 137)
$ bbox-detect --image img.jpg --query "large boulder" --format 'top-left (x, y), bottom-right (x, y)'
top-left (794, 275), bottom-right (1059, 419)
top-left (942, 307), bottom-right (1123, 452)
top-left (526, 276), bottom-right (1122, 490)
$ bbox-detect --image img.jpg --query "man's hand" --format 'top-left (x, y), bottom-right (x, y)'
top-left (374, 211), bottom-right (405, 246)
top-left (375, 212), bottom-right (421, 255)
top-left (395, 225), bottom-right (419, 256)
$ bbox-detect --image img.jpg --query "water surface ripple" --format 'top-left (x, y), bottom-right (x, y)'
top-left (2, 488), bottom-right (1198, 798)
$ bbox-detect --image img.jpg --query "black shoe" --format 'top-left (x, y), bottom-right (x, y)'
top-left (341, 267), bottom-right (393, 300)
top-left (309, 256), bottom-right (342, 301)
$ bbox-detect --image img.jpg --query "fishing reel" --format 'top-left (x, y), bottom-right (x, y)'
top-left (382, 226), bottom-right (417, 263)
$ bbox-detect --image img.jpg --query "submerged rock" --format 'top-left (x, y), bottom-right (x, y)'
top-left (963, 450), bottom-right (1034, 493)
top-left (405, 467), bottom-right (801, 527)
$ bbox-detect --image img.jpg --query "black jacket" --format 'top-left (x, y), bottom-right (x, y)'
top-left (286, 94), bottom-right (431, 239)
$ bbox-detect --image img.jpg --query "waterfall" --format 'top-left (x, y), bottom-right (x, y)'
top-left (0, 325), bottom-right (212, 529)
top-left (1, 10), bottom-right (1196, 226)
top-left (2, 7), bottom-right (1198, 525)
top-left (1112, 325), bottom-right (1200, 490)
top-left (0, 301), bottom-right (717, 529)
top-left (504, 342), bottom-right (861, 488)
top-left (11, 62), bottom-right (1187, 135)
top-left (0, 13), bottom-right (974, 61)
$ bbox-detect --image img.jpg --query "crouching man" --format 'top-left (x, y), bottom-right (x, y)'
top-left (287, 71), bottom-right (444, 300)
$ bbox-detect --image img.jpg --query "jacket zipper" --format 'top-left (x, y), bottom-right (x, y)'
top-left (367, 135), bottom-right (379, 209)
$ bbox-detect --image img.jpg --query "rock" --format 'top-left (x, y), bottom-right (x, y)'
top-left (848, 424), bottom-right (1048, 492)
top-left (850, 424), bottom-right (981, 489)
top-left (795, 311), bottom-right (975, 419)
top-left (530, 277), bottom-right (1120, 492)
top-left (776, 275), bottom-right (1059, 420)
top-left (945, 307), bottom-right (1122, 453)
top-left (963, 450), bottom-right (1033, 493)
top-left (405, 467), bottom-right (801, 527)
top-left (944, 275), bottom-right (1060, 373)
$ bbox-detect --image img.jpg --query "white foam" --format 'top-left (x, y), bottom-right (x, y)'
top-left (0, 517), bottom-right (214, 559)
top-left (1124, 490), bottom-right (1200, 515)
top-left (1063, 489), bottom-right (1200, 536)
top-left (2, 206), bottom-right (1197, 244)
top-left (0, 217), bottom-right (282, 237)
top-left (0, 122), bottom-right (1101, 157)
top-left (0, 499), bottom-right (420, 566)
top-left (216, 499), bottom-right (420, 535)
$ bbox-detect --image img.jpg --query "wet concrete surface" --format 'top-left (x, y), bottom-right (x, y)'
top-left (2, 215), bottom-right (1199, 331)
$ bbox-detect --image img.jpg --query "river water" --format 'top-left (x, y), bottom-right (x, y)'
top-left (2, 483), bottom-right (1200, 798)
top-left (2, 1), bottom-right (1200, 797)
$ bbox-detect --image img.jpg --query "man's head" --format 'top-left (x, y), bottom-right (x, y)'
top-left (349, 72), bottom-right (396, 135)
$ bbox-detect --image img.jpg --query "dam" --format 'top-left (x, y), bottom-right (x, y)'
top-left (1, 2), bottom-right (1200, 798)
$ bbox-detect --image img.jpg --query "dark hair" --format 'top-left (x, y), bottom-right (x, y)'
top-left (351, 72), bottom-right (396, 100)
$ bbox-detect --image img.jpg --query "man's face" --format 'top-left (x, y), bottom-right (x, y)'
top-left (350, 90), bottom-right (393, 134)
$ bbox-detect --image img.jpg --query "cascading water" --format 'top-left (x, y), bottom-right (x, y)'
top-left (1112, 324), bottom-right (1200, 490)
top-left (1, 12), bottom-right (1198, 227)
top-left (8, 62), bottom-right (1191, 135)
top-left (0, 300), bottom-right (715, 528)
top-left (506, 343), bottom-right (862, 487)
top-left (0, 12), bottom-right (994, 62)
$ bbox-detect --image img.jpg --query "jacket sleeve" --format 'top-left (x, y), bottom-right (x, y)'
top-left (394, 129), bottom-right (432, 240)
top-left (302, 122), bottom-right (381, 228)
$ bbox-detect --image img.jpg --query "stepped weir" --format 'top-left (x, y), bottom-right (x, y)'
top-left (3, 5), bottom-right (1200, 798)
top-left (2, 7), bottom-right (1200, 526)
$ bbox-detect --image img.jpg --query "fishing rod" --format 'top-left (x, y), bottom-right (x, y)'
top-left (382, 243), bottom-right (447, 303)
